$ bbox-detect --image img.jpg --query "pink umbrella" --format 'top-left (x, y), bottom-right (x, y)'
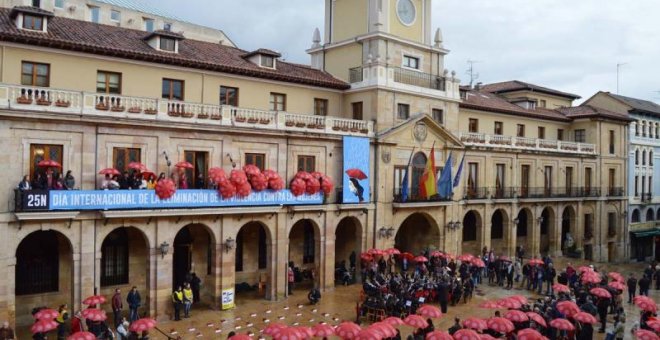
top-left (487, 317), bottom-right (514, 334)
top-left (552, 283), bottom-right (570, 293)
top-left (608, 272), bottom-right (624, 282)
top-left (516, 328), bottom-right (544, 340)
top-left (479, 335), bottom-right (497, 340)
top-left (67, 332), bottom-right (96, 340)
top-left (572, 312), bottom-right (597, 325)
top-left (273, 327), bottom-right (304, 340)
top-left (472, 258), bottom-right (486, 268)
top-left (355, 329), bottom-right (382, 340)
top-left (634, 296), bottom-right (658, 312)
top-left (228, 334), bottom-right (252, 340)
top-left (508, 295), bottom-right (529, 305)
top-left (497, 298), bottom-right (522, 309)
top-left (636, 330), bottom-right (660, 340)
top-left (368, 248), bottom-right (384, 256)
top-left (383, 316), bottom-right (404, 326)
top-left (31, 319), bottom-right (58, 334)
top-left (81, 308), bottom-right (107, 322)
top-left (608, 281), bottom-right (626, 291)
top-left (528, 258), bottom-right (544, 266)
top-left (413, 256), bottom-right (429, 263)
top-left (33, 309), bottom-right (59, 320)
top-left (457, 254), bottom-right (475, 262)
top-left (345, 168), bottom-right (368, 180)
top-left (504, 310), bottom-right (529, 323)
top-left (581, 272), bottom-right (602, 284)
top-left (128, 318), bottom-right (157, 333)
top-left (526, 312), bottom-right (547, 328)
top-left (417, 304), bottom-right (442, 318)
top-left (263, 323), bottom-right (288, 336)
top-left (385, 248), bottom-right (401, 255)
top-left (453, 329), bottom-right (481, 340)
top-left (426, 331), bottom-right (453, 340)
top-left (590, 287), bottom-right (612, 299)
top-left (312, 324), bottom-right (335, 338)
top-left (648, 320), bottom-right (660, 332)
top-left (556, 301), bottom-right (580, 317)
top-left (336, 322), bottom-right (361, 339)
top-left (37, 159), bottom-right (62, 168)
top-left (369, 322), bottom-right (396, 338)
top-left (549, 318), bottom-right (574, 331)
top-left (404, 315), bottom-right (429, 329)
top-left (98, 168), bottom-right (120, 176)
top-left (295, 326), bottom-right (314, 339)
top-left (127, 162), bottom-right (147, 171)
top-left (82, 295), bottom-right (106, 305)
top-left (175, 161), bottom-right (194, 169)
top-left (462, 318), bottom-right (487, 331)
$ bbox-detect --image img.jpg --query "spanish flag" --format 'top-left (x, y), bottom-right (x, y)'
top-left (418, 145), bottom-right (438, 199)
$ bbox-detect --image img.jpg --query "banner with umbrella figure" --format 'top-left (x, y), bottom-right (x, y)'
top-left (342, 136), bottom-right (370, 204)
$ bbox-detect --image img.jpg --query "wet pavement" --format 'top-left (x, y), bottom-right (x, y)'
top-left (16, 258), bottom-right (658, 339)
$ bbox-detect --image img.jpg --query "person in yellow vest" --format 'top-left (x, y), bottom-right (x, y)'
top-left (183, 283), bottom-right (193, 318)
top-left (55, 304), bottom-right (69, 340)
top-left (172, 286), bottom-right (183, 321)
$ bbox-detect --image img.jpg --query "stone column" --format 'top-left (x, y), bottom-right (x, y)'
top-left (210, 243), bottom-right (222, 309)
top-left (322, 233), bottom-right (336, 292)
top-left (552, 210), bottom-right (563, 257)
top-left (274, 213), bottom-right (288, 300)
top-left (482, 207), bottom-right (492, 253)
top-left (147, 247), bottom-right (157, 317)
top-left (507, 212), bottom-right (516, 258)
top-left (4, 257), bottom-right (16, 327)
top-left (575, 203), bottom-right (584, 256)
top-left (530, 209), bottom-right (541, 258)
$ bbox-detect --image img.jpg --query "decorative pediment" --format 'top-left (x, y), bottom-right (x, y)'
top-left (377, 114), bottom-right (464, 149)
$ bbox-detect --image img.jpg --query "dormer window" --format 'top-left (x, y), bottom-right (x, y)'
top-left (160, 37), bottom-right (176, 52)
top-left (243, 49), bottom-right (281, 70)
top-left (23, 14), bottom-right (43, 30)
top-left (11, 6), bottom-right (54, 33)
top-left (261, 55), bottom-right (274, 68)
top-left (144, 30), bottom-right (185, 53)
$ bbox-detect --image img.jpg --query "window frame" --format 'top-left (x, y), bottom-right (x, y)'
top-left (402, 55), bottom-right (420, 70)
top-left (184, 150), bottom-right (208, 189)
top-left (516, 124), bottom-right (525, 137)
top-left (144, 18), bottom-right (154, 32)
top-left (96, 70), bottom-right (122, 94)
top-left (100, 229), bottom-right (129, 287)
top-left (397, 103), bottom-right (410, 120)
top-left (574, 129), bottom-right (586, 143)
top-left (538, 126), bottom-right (545, 139)
top-left (269, 92), bottom-right (286, 111)
top-left (260, 55), bottom-right (275, 68)
top-left (494, 121), bottom-right (503, 135)
top-left (220, 86), bottom-right (239, 106)
top-left (22, 14), bottom-right (44, 30)
top-left (557, 129), bottom-right (564, 141)
top-left (352, 102), bottom-right (363, 120)
top-left (609, 130), bottom-right (615, 154)
top-left (245, 153), bottom-right (266, 171)
top-left (432, 108), bottom-right (444, 125)
top-left (112, 147), bottom-right (141, 174)
top-left (297, 155), bottom-right (316, 173)
top-left (314, 98), bottom-right (328, 116)
top-left (89, 6), bottom-right (100, 23)
top-left (162, 78), bottom-right (184, 101)
top-left (468, 118), bottom-right (478, 133)
top-left (21, 61), bottom-right (50, 87)
top-left (29, 144), bottom-right (63, 184)
top-left (159, 37), bottom-right (176, 52)
top-left (110, 9), bottom-right (121, 22)
top-left (54, 0), bottom-right (65, 9)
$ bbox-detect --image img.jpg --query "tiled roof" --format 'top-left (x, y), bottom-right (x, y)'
top-left (0, 8), bottom-right (349, 90)
top-left (481, 80), bottom-right (581, 100)
top-left (10, 6), bottom-right (54, 18)
top-left (608, 93), bottom-right (660, 115)
top-left (559, 105), bottom-right (634, 122)
top-left (243, 48), bottom-right (282, 58)
top-left (460, 90), bottom-right (571, 122)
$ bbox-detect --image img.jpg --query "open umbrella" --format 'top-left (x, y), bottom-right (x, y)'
top-left (355, 329), bottom-right (382, 340)
top-left (295, 326), bottom-right (314, 339)
top-left (417, 304), bottom-right (442, 318)
top-left (413, 256), bottom-right (429, 263)
top-left (516, 328), bottom-right (544, 340)
top-left (497, 298), bottom-right (522, 309)
top-left (175, 161), bottom-right (194, 169)
top-left (360, 253), bottom-right (374, 262)
top-left (487, 317), bottom-right (514, 334)
top-left (98, 168), bottom-right (120, 176)
top-left (33, 308), bottom-right (59, 320)
top-left (336, 322), bottom-right (361, 339)
top-left (368, 249), bottom-right (385, 256)
top-left (498, 255), bottom-right (511, 262)
top-left (549, 318), bottom-right (574, 331)
top-left (37, 159), bottom-right (62, 168)
top-left (140, 170), bottom-right (156, 179)
top-left (472, 258), bottom-right (486, 268)
top-left (634, 296), bottom-right (658, 312)
top-left (578, 266), bottom-right (593, 273)
top-left (590, 287), bottom-right (612, 299)
top-left (556, 301), bottom-right (580, 317)
top-left (345, 168), bottom-right (368, 180)
top-left (129, 318), bottom-right (157, 333)
top-left (508, 295), bottom-right (529, 305)
top-left (479, 301), bottom-right (501, 309)
top-left (479, 335), bottom-right (497, 340)
top-left (526, 312), bottom-right (547, 328)
top-left (453, 329), bottom-right (480, 340)
top-left (31, 319), bottom-right (58, 334)
top-left (572, 312), bottom-right (597, 324)
top-left (457, 254), bottom-right (475, 262)
top-left (67, 331), bottom-right (96, 340)
top-left (608, 281), bottom-right (626, 291)
top-left (426, 331), bottom-right (453, 340)
top-left (647, 320), bottom-right (660, 332)
top-left (127, 162), bottom-right (147, 171)
top-left (370, 322), bottom-right (396, 338)
top-left (264, 323), bottom-right (288, 336)
top-left (228, 334), bottom-right (252, 340)
top-left (386, 248), bottom-right (401, 255)
top-left (608, 272), bottom-right (624, 282)
top-left (528, 258), bottom-right (544, 266)
top-left (635, 329), bottom-right (659, 340)
top-left (581, 272), bottom-right (602, 284)
top-left (404, 315), bottom-right (429, 329)
top-left (383, 316), bottom-right (404, 326)
top-left (552, 283), bottom-right (570, 293)
top-left (82, 295), bottom-right (106, 305)
top-left (312, 324), bottom-right (335, 338)
top-left (400, 252), bottom-right (415, 260)
top-left (81, 308), bottom-right (107, 322)
top-left (504, 310), bottom-right (529, 323)
top-left (462, 318), bottom-right (487, 331)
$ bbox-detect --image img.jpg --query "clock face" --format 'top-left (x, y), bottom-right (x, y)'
top-left (397, 0), bottom-right (416, 26)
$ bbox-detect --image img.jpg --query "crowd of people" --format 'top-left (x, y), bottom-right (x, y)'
top-left (17, 170), bottom-right (76, 191)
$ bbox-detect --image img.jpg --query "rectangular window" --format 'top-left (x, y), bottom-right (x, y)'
top-left (642, 176), bottom-right (646, 196)
top-left (649, 176), bottom-right (653, 195)
top-left (585, 167), bottom-right (592, 194)
top-left (494, 121), bottom-right (503, 135)
top-left (539, 99), bottom-right (547, 108)
top-left (397, 103), bottom-right (410, 120)
top-left (584, 214), bottom-right (593, 239)
top-left (394, 165), bottom-right (407, 197)
top-left (566, 167), bottom-right (573, 195)
top-left (517, 124), bottom-right (525, 137)
top-left (21, 61), bottom-right (50, 87)
top-left (352, 102), bottom-right (363, 120)
top-left (112, 147), bottom-right (141, 174)
top-left (32, 0), bottom-right (40, 6)
top-left (538, 126), bottom-right (545, 139)
top-left (468, 118), bottom-right (478, 133)
top-left (163, 23), bottom-right (172, 31)
top-left (520, 165), bottom-right (530, 197)
top-left (54, 0), bottom-right (65, 9)
top-left (89, 6), bottom-right (100, 23)
top-left (261, 56), bottom-right (274, 68)
top-left (219, 86), bottom-right (239, 106)
top-left (609, 168), bottom-right (616, 195)
top-left (609, 130), bottom-right (615, 154)
top-left (96, 71), bottom-right (121, 94)
top-left (495, 164), bottom-right (505, 198)
top-left (245, 153), bottom-right (265, 171)
top-left (297, 155), bottom-right (316, 172)
top-left (403, 55), bottom-right (419, 69)
top-left (467, 162), bottom-right (478, 194)
top-left (162, 78), bottom-right (184, 100)
top-left (557, 129), bottom-right (564, 141)
top-left (608, 212), bottom-right (617, 237)
top-left (314, 98), bottom-right (328, 116)
top-left (184, 151), bottom-right (208, 189)
top-left (635, 175), bottom-right (639, 196)
top-left (160, 37), bottom-right (176, 52)
top-left (110, 9), bottom-right (121, 22)
top-left (144, 18), bottom-right (154, 32)
top-left (269, 93), bottom-right (286, 111)
top-left (23, 14), bottom-right (43, 30)
top-left (30, 144), bottom-right (63, 183)
top-left (544, 166), bottom-right (552, 195)
top-left (574, 129), bottom-right (586, 143)
top-left (432, 108), bottom-right (443, 125)
top-left (101, 229), bottom-right (129, 286)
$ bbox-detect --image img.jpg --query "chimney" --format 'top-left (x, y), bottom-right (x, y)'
top-left (474, 82), bottom-right (483, 91)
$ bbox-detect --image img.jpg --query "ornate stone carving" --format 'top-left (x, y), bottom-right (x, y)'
top-left (413, 122), bottom-right (428, 142)
top-left (381, 148), bottom-right (391, 164)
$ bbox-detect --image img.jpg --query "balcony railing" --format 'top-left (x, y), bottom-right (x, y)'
top-left (392, 67), bottom-right (446, 91)
top-left (392, 188), bottom-right (452, 203)
top-left (642, 193), bottom-right (653, 202)
top-left (491, 187), bottom-right (515, 199)
top-left (607, 187), bottom-right (624, 197)
top-left (517, 187), bottom-right (601, 199)
top-left (0, 84), bottom-right (374, 137)
top-left (464, 187), bottom-right (488, 200)
top-left (455, 131), bottom-right (597, 155)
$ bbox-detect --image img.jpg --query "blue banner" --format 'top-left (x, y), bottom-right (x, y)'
top-left (46, 189), bottom-right (323, 211)
top-left (342, 136), bottom-right (370, 204)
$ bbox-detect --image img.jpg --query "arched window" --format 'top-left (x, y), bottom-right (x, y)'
top-left (16, 231), bottom-right (60, 295)
top-left (656, 124), bottom-right (659, 139)
top-left (651, 151), bottom-right (654, 166)
top-left (636, 123), bottom-right (640, 136)
top-left (647, 209), bottom-right (655, 222)
top-left (642, 121), bottom-right (647, 137)
top-left (101, 228), bottom-right (129, 286)
top-left (643, 150), bottom-right (647, 165)
top-left (636, 150), bottom-right (640, 165)
top-left (656, 208), bottom-right (660, 221)
top-left (632, 209), bottom-right (640, 223)
top-left (411, 152), bottom-right (427, 199)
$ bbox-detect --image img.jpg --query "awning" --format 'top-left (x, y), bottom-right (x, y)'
top-left (631, 229), bottom-right (660, 238)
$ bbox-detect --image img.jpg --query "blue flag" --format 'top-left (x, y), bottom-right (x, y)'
top-left (437, 152), bottom-right (453, 198)
top-left (400, 148), bottom-right (415, 202)
top-left (453, 153), bottom-right (465, 188)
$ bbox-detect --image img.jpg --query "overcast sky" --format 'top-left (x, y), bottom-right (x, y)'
top-left (154, 0), bottom-right (659, 103)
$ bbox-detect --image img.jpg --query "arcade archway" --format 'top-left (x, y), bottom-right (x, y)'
top-left (173, 224), bottom-right (215, 305)
top-left (462, 210), bottom-right (482, 255)
top-left (490, 209), bottom-right (509, 255)
top-left (540, 207), bottom-right (555, 255)
top-left (395, 213), bottom-right (440, 255)
top-left (235, 222), bottom-right (271, 298)
top-left (288, 219), bottom-right (321, 290)
top-left (515, 208), bottom-right (533, 256)
top-left (561, 206), bottom-right (576, 254)
top-left (335, 217), bottom-right (363, 285)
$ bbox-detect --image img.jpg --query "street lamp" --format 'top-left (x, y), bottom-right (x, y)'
top-left (159, 242), bottom-right (170, 258)
top-left (224, 237), bottom-right (236, 253)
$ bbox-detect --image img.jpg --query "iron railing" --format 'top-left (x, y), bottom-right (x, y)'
top-left (607, 187), bottom-right (624, 197)
top-left (393, 67), bottom-right (446, 91)
top-left (464, 187), bottom-right (488, 200)
top-left (392, 188), bottom-right (453, 203)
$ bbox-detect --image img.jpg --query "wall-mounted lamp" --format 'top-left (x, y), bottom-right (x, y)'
top-left (622, 210), bottom-right (628, 217)
top-left (224, 237), bottom-right (236, 253)
top-left (159, 241), bottom-right (170, 258)
top-left (386, 227), bottom-right (395, 238)
top-left (378, 227), bottom-right (395, 239)
top-left (537, 217), bottom-right (544, 225)
top-left (512, 218), bottom-right (520, 225)
top-left (446, 221), bottom-right (461, 230)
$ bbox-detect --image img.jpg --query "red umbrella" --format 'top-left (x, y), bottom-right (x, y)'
top-left (472, 258), bottom-right (486, 268)
top-left (33, 308), bottom-right (59, 320)
top-left (497, 298), bottom-right (522, 309)
top-left (383, 316), bottom-right (405, 326)
top-left (345, 168), bottom-right (368, 180)
top-left (462, 318), bottom-right (487, 331)
top-left (141, 170), bottom-right (156, 179)
top-left (417, 304), bottom-right (442, 318)
top-left (504, 310), bottom-right (529, 323)
top-left (479, 335), bottom-right (497, 340)
top-left (370, 322), bottom-right (396, 338)
top-left (608, 281), bottom-right (626, 291)
top-left (37, 159), bottom-right (62, 168)
top-left (360, 253), bottom-right (374, 262)
top-left (608, 272), bottom-right (624, 282)
top-left (581, 272), bottom-right (602, 284)
top-left (552, 283), bottom-right (570, 293)
top-left (634, 296), bottom-right (658, 312)
top-left (479, 301), bottom-right (501, 309)
top-left (549, 318), bottom-right (574, 331)
top-left (498, 255), bottom-right (511, 262)
top-left (556, 301), bottom-right (580, 317)
top-left (295, 326), bottom-right (314, 339)
top-left (400, 252), bottom-right (415, 260)
top-left (635, 330), bottom-right (660, 340)
top-left (413, 256), bottom-right (429, 263)
top-left (228, 334), bottom-right (252, 340)
top-left (209, 167), bottom-right (227, 184)
top-left (82, 295), bottom-right (106, 305)
top-left (516, 328), bottom-right (544, 340)
top-left (355, 329), bottom-right (382, 340)
top-left (264, 323), bottom-right (287, 336)
top-left (572, 312), bottom-right (597, 324)
top-left (129, 318), bottom-right (157, 333)
top-left (336, 322), bottom-right (361, 339)
top-left (368, 248), bottom-right (385, 256)
top-left (404, 315), bottom-right (429, 329)
top-left (426, 331), bottom-right (453, 340)
top-left (31, 319), bottom-right (58, 334)
top-left (175, 161), bottom-right (194, 169)
top-left (526, 312), bottom-right (547, 328)
top-left (127, 162), bottom-right (147, 171)
top-left (528, 258), bottom-right (544, 266)
top-left (487, 317), bottom-right (514, 333)
top-left (67, 331), bottom-right (96, 340)
top-left (648, 320), bottom-right (660, 332)
top-left (453, 329), bottom-right (481, 340)
top-left (98, 168), bottom-right (120, 176)
top-left (312, 324), bottom-right (335, 338)
top-left (81, 308), bottom-right (107, 322)
top-left (590, 287), bottom-right (612, 299)
top-left (155, 178), bottom-right (176, 199)
top-left (457, 254), bottom-right (475, 262)
top-left (508, 295), bottom-right (529, 305)
top-left (578, 266), bottom-right (593, 273)
top-left (386, 248), bottom-right (401, 255)
top-left (243, 164), bottom-right (261, 177)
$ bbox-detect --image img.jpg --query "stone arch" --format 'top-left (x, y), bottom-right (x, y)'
top-left (632, 209), bottom-right (641, 223)
top-left (172, 223), bottom-right (215, 306)
top-left (515, 208), bottom-right (533, 254)
top-left (234, 221), bottom-right (273, 298)
top-left (540, 207), bottom-right (556, 255)
top-left (647, 208), bottom-right (655, 222)
top-left (395, 212), bottom-right (440, 255)
top-left (288, 219), bottom-right (322, 291)
top-left (636, 149), bottom-right (640, 165)
top-left (15, 230), bottom-right (74, 327)
top-left (490, 209), bottom-right (509, 255)
top-left (561, 206), bottom-right (577, 254)
top-left (462, 210), bottom-right (483, 255)
top-left (334, 217), bottom-right (363, 285)
top-left (656, 208), bottom-right (660, 221)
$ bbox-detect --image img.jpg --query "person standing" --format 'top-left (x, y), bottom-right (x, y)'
top-left (545, 263), bottom-right (556, 296)
top-left (127, 286), bottom-right (141, 322)
top-left (183, 283), bottom-right (193, 318)
top-left (172, 286), bottom-right (183, 321)
top-left (17, 175), bottom-right (31, 191)
top-left (639, 274), bottom-right (650, 296)
top-left (190, 273), bottom-right (201, 304)
top-left (55, 304), bottom-right (69, 340)
top-left (63, 170), bottom-right (75, 190)
top-left (0, 321), bottom-right (15, 340)
top-left (288, 263), bottom-right (295, 295)
top-left (627, 273), bottom-right (637, 303)
top-left (112, 288), bottom-right (123, 327)
top-left (116, 319), bottom-right (129, 340)
top-left (70, 311), bottom-right (85, 333)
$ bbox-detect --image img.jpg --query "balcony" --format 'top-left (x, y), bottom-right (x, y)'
top-left (607, 187), bottom-right (624, 197)
top-left (464, 187), bottom-right (489, 200)
top-left (0, 84), bottom-right (374, 137)
top-left (517, 187), bottom-right (601, 199)
top-left (642, 193), bottom-right (653, 203)
top-left (392, 188), bottom-right (452, 204)
top-left (392, 67), bottom-right (446, 91)
top-left (491, 187), bottom-right (515, 199)
top-left (455, 131), bottom-right (597, 156)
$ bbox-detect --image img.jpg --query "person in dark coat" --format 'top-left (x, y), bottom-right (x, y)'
top-left (639, 275), bottom-right (651, 296)
top-left (190, 273), bottom-right (202, 303)
top-left (597, 297), bottom-right (609, 333)
top-left (127, 286), bottom-right (141, 322)
top-left (437, 281), bottom-right (449, 313)
top-left (118, 171), bottom-right (130, 189)
top-left (627, 273), bottom-right (638, 303)
top-left (577, 322), bottom-right (594, 340)
top-left (448, 318), bottom-right (462, 335)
